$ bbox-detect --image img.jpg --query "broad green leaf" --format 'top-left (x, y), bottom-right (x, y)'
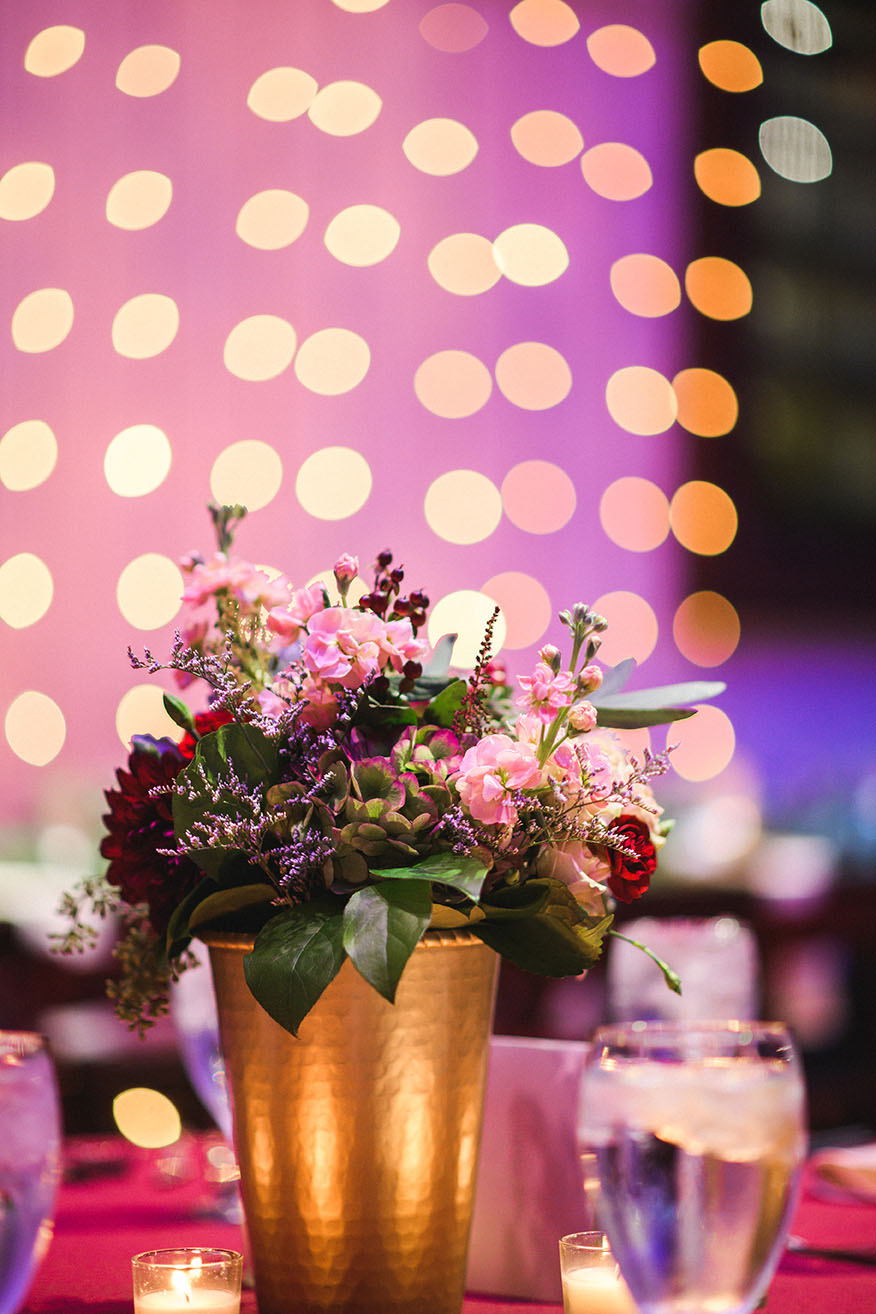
top-left (165, 876), bottom-right (219, 960)
top-left (187, 882), bottom-right (276, 930)
top-left (243, 901), bottom-right (346, 1036)
top-left (369, 852), bottom-right (489, 902)
top-left (594, 680), bottom-right (725, 710)
top-left (342, 880), bottom-right (432, 1002)
top-left (478, 879), bottom-right (552, 920)
top-left (162, 692), bottom-right (196, 735)
top-left (424, 678), bottom-right (467, 728)
top-left (474, 879), bottom-right (613, 976)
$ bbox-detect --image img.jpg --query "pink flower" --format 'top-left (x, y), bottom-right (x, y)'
top-left (456, 734), bottom-right (542, 827)
top-left (333, 554), bottom-right (359, 584)
top-left (302, 608), bottom-right (383, 688)
top-left (378, 618), bottom-right (430, 672)
top-left (536, 841), bottom-right (609, 915)
top-left (567, 700), bottom-right (598, 733)
top-left (268, 583), bottom-right (327, 641)
top-left (516, 662), bottom-right (576, 724)
top-left (180, 553), bottom-right (289, 613)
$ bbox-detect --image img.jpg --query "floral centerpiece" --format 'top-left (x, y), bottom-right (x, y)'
top-left (61, 504), bottom-right (723, 1037)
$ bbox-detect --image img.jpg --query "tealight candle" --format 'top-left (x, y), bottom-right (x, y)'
top-left (132, 1248), bottom-right (242, 1314)
top-left (558, 1232), bottom-right (637, 1314)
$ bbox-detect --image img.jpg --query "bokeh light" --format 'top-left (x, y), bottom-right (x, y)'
top-left (493, 223), bottom-right (569, 286)
top-left (427, 590), bottom-right (507, 668)
top-left (599, 477), bottom-right (669, 551)
top-left (501, 460), bottom-right (576, 533)
top-left (591, 591), bottom-right (658, 665)
top-left (0, 553), bottom-right (53, 628)
top-left (0, 420), bottom-right (57, 491)
top-left (24, 26), bottom-right (85, 77)
top-left (698, 40), bottom-right (763, 92)
top-left (694, 149), bottom-right (761, 206)
top-left (481, 571), bottom-right (552, 649)
top-left (669, 481), bottom-right (738, 555)
top-left (672, 367), bottom-right (739, 437)
top-left (223, 315), bottom-right (297, 381)
top-left (668, 705), bottom-right (736, 782)
top-left (104, 425), bottom-right (172, 497)
top-left (403, 118), bottom-right (479, 175)
top-left (586, 25), bottom-right (656, 77)
top-left (0, 163), bottom-right (55, 221)
top-left (605, 366), bottom-right (677, 435)
top-left (293, 328), bottom-right (370, 395)
top-left (424, 470), bottom-right (503, 544)
top-left (111, 294), bottom-right (179, 359)
top-left (115, 45), bottom-right (180, 97)
top-left (420, 4), bottom-right (489, 52)
top-left (295, 447), bottom-right (372, 519)
top-left (510, 111), bottom-right (583, 167)
top-left (761, 0), bottom-right (832, 55)
top-left (11, 288), bottom-right (74, 353)
top-left (759, 115), bottom-right (832, 183)
top-left (610, 254), bottom-right (680, 317)
top-left (5, 692), bottom-right (66, 766)
top-left (332, 0), bottom-right (390, 10)
top-left (427, 233), bottom-right (501, 296)
top-left (494, 342), bottom-right (572, 410)
top-left (308, 81), bottom-right (381, 136)
top-left (236, 190), bottom-right (309, 250)
top-left (510, 0), bottom-right (580, 47)
top-left (684, 257), bottom-right (752, 320)
top-left (414, 350), bottom-right (492, 418)
top-left (113, 1088), bottom-right (181, 1149)
top-left (106, 171), bottom-right (173, 230)
top-left (580, 142), bottom-right (653, 200)
top-left (247, 67), bottom-right (318, 121)
top-left (116, 685), bottom-right (179, 748)
top-left (117, 554), bottom-right (184, 630)
top-left (673, 591), bottom-right (741, 666)
top-left (324, 205), bottom-right (400, 266)
top-left (210, 441), bottom-right (283, 512)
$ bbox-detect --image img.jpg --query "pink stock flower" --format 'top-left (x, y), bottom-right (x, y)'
top-left (456, 734), bottom-right (543, 827)
top-left (267, 583), bottom-right (328, 641)
top-left (516, 662), bottom-right (576, 724)
top-left (333, 554), bottom-right (359, 584)
top-left (181, 553), bottom-right (289, 613)
top-left (379, 618), bottom-right (430, 672)
top-left (567, 700), bottom-right (598, 732)
top-left (302, 607), bottom-right (384, 688)
top-left (535, 841), bottom-right (609, 915)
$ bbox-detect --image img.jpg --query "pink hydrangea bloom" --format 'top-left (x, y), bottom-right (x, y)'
top-left (456, 733), bottom-right (542, 827)
top-left (516, 662), bottom-right (576, 724)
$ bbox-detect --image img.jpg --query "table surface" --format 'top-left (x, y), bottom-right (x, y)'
top-left (21, 1136), bottom-right (876, 1314)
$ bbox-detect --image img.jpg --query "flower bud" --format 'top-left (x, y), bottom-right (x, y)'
top-left (577, 664), bottom-right (603, 694)
top-left (537, 643), bottom-right (562, 673)
top-left (568, 700), bottom-right (598, 732)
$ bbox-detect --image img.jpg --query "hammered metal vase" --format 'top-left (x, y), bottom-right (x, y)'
top-left (205, 928), bottom-right (498, 1314)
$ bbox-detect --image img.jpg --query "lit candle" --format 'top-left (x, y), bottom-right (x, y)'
top-left (562, 1265), bottom-right (638, 1314)
top-left (132, 1248), bottom-right (242, 1314)
top-left (134, 1291), bottom-right (240, 1314)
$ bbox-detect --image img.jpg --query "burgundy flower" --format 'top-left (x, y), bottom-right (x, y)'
top-left (178, 707), bottom-right (234, 761)
top-left (100, 740), bottom-right (201, 936)
top-left (605, 814), bottom-right (657, 903)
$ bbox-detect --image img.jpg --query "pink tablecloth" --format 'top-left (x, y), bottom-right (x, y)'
top-left (22, 1137), bottom-right (876, 1314)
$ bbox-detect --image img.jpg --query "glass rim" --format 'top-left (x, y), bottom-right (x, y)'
top-left (592, 1020), bottom-right (792, 1044)
top-left (559, 1231), bottom-right (611, 1250)
top-left (0, 1030), bottom-right (49, 1055)
top-left (132, 1247), bottom-right (243, 1269)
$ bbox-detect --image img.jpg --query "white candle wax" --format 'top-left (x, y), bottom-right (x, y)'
top-left (562, 1265), bottom-right (637, 1314)
top-left (134, 1290), bottom-right (240, 1314)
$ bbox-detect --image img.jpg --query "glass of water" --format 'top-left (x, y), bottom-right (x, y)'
top-left (0, 1032), bottom-right (62, 1314)
top-left (578, 1021), bottom-right (807, 1314)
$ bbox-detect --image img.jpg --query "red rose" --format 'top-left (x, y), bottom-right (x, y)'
top-left (605, 814), bottom-right (657, 903)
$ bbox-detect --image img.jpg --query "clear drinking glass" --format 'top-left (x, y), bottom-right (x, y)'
top-left (0, 1032), bottom-right (62, 1314)
top-left (578, 1021), bottom-right (807, 1314)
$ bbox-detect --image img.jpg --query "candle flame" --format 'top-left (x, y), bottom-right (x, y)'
top-left (170, 1258), bottom-right (201, 1304)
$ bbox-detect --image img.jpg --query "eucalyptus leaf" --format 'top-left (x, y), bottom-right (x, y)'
top-left (594, 680), bottom-right (725, 710)
top-left (369, 852), bottom-right (489, 902)
top-left (594, 658), bottom-right (637, 698)
top-left (596, 706), bottom-right (697, 729)
top-left (342, 880), bottom-right (432, 1002)
top-left (243, 900), bottom-right (346, 1036)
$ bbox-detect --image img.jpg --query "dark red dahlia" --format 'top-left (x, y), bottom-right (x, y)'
top-left (100, 739), bottom-right (201, 936)
top-left (605, 814), bottom-right (657, 903)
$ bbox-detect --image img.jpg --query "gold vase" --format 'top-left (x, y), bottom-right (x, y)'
top-left (205, 928), bottom-right (498, 1314)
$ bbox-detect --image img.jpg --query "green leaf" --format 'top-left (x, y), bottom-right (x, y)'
top-left (478, 880), bottom-right (552, 920)
top-left (423, 678), bottom-right (467, 728)
top-left (162, 692), bottom-right (196, 735)
top-left (187, 882), bottom-right (276, 931)
top-left (243, 901), bottom-right (346, 1036)
top-left (596, 706), bottom-right (697, 729)
top-left (369, 852), bottom-right (489, 902)
top-left (165, 876), bottom-right (220, 960)
top-left (342, 879), bottom-right (432, 1002)
top-left (473, 879), bottom-right (613, 977)
top-left (595, 658), bottom-right (637, 698)
top-left (594, 680), bottom-right (726, 710)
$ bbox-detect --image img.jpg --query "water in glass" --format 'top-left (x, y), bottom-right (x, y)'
top-left (578, 1022), bottom-right (807, 1314)
top-left (0, 1033), bottom-right (62, 1314)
